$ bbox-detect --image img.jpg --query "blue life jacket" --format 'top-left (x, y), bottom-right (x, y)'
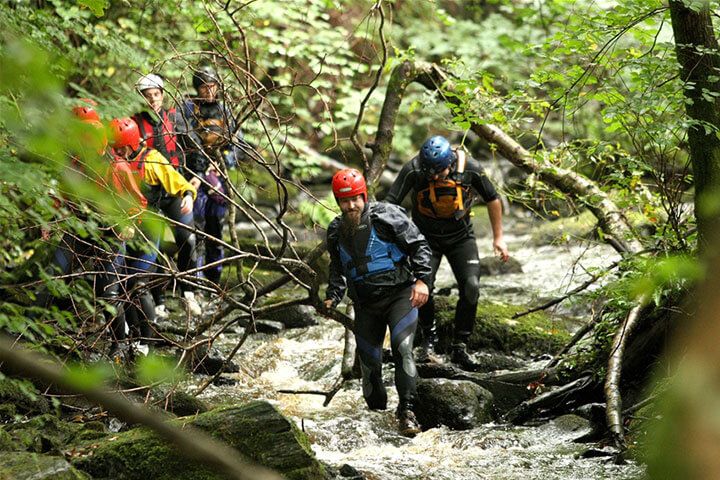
top-left (338, 215), bottom-right (406, 283)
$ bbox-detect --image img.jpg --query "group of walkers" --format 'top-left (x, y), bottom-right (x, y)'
top-left (40, 62), bottom-right (509, 438)
top-left (39, 65), bottom-right (243, 358)
top-left (324, 136), bottom-right (509, 437)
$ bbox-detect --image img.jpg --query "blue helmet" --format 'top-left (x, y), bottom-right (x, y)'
top-left (419, 136), bottom-right (455, 175)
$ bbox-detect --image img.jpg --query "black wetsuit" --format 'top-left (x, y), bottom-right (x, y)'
top-left (326, 202), bottom-right (432, 410)
top-left (384, 154), bottom-right (499, 343)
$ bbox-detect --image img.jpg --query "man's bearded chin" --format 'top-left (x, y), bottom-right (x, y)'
top-left (341, 209), bottom-right (361, 235)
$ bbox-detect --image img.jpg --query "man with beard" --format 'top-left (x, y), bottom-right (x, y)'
top-left (324, 168), bottom-right (433, 437)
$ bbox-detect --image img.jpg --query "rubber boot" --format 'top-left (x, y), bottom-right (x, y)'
top-left (450, 342), bottom-right (482, 372)
top-left (415, 325), bottom-right (440, 364)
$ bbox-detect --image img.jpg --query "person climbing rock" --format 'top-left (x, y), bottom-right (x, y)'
top-left (385, 135), bottom-right (510, 370)
top-left (324, 168), bottom-right (432, 437)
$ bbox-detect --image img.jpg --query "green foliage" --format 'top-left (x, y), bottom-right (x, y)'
top-left (297, 193), bottom-right (338, 229)
top-left (136, 354), bottom-right (184, 387)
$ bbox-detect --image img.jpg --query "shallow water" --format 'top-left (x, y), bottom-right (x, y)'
top-left (195, 230), bottom-right (643, 480)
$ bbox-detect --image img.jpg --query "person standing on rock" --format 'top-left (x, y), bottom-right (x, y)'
top-left (385, 135), bottom-right (510, 371)
top-left (324, 168), bottom-right (433, 437)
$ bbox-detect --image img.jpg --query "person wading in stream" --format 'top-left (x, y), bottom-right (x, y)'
top-left (324, 168), bottom-right (433, 438)
top-left (385, 135), bottom-right (510, 371)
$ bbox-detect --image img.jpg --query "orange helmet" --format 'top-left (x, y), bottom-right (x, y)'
top-left (72, 98), bottom-right (100, 122)
top-left (332, 168), bottom-right (367, 202)
top-left (108, 117), bottom-right (140, 150)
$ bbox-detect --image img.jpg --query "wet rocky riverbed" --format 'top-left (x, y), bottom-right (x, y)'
top-left (193, 218), bottom-right (644, 480)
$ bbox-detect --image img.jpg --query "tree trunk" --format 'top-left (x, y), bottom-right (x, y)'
top-left (669, 0), bottom-right (720, 251)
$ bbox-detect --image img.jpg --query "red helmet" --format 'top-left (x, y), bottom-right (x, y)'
top-left (109, 117), bottom-right (141, 150)
top-left (332, 168), bottom-right (367, 202)
top-left (72, 98), bottom-right (100, 122)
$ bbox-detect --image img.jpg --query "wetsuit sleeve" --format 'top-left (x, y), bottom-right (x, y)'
top-left (325, 218), bottom-right (348, 305)
top-left (466, 157), bottom-right (500, 202)
top-left (385, 160), bottom-right (417, 205)
top-left (145, 150), bottom-right (197, 200)
top-left (375, 203), bottom-right (433, 288)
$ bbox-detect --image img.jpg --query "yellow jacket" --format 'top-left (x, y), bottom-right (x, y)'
top-left (130, 147), bottom-right (196, 201)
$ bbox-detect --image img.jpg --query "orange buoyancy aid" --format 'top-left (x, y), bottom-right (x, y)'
top-left (194, 102), bottom-right (228, 148)
top-left (415, 149), bottom-right (469, 220)
top-left (135, 109), bottom-right (181, 168)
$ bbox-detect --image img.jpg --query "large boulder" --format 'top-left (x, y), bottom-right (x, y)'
top-left (477, 256), bottom-right (523, 276)
top-left (1, 414), bottom-right (105, 454)
top-left (434, 297), bottom-right (571, 356)
top-left (0, 452), bottom-right (89, 479)
top-left (414, 378), bottom-right (494, 430)
top-left (258, 304), bottom-right (318, 329)
top-left (71, 401), bottom-right (325, 480)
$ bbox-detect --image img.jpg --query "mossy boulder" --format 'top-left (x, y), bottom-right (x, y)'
top-left (162, 391), bottom-right (209, 417)
top-left (2, 414), bottom-right (106, 454)
top-left (0, 452), bottom-right (89, 479)
top-left (415, 378), bottom-right (494, 430)
top-left (71, 400), bottom-right (324, 480)
top-left (0, 377), bottom-right (50, 420)
top-left (435, 297), bottom-right (571, 356)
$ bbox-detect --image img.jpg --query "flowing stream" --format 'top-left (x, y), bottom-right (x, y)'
top-left (194, 219), bottom-right (645, 480)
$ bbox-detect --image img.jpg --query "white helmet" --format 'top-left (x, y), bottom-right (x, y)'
top-left (136, 73), bottom-right (164, 92)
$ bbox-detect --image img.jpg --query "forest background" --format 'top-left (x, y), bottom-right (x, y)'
top-left (2, 0), bottom-right (720, 478)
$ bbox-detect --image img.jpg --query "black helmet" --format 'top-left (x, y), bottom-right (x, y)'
top-left (192, 65), bottom-right (220, 90)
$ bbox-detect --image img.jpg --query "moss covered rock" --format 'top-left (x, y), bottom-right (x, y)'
top-left (72, 400), bottom-right (324, 480)
top-left (435, 297), bottom-right (571, 356)
top-left (2, 414), bottom-right (106, 454)
top-left (0, 377), bottom-right (50, 420)
top-left (0, 452), bottom-right (89, 479)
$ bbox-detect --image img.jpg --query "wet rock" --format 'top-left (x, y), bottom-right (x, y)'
top-left (259, 304), bottom-right (318, 329)
top-left (164, 391), bottom-right (209, 417)
top-left (71, 401), bottom-right (325, 480)
top-left (339, 463), bottom-right (364, 479)
top-left (186, 342), bottom-right (239, 376)
top-left (414, 378), bottom-right (494, 430)
top-left (0, 452), bottom-right (89, 479)
top-left (236, 317), bottom-right (286, 334)
top-left (416, 363), bottom-right (532, 414)
top-left (477, 256), bottom-right (523, 276)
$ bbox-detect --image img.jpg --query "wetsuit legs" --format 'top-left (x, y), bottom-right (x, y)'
top-left (445, 236), bottom-right (480, 342)
top-left (419, 235), bottom-right (480, 343)
top-left (354, 287), bottom-right (418, 410)
top-left (194, 189), bottom-right (226, 286)
top-left (159, 196), bottom-right (197, 291)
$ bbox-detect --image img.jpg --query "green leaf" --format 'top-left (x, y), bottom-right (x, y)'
top-left (77, 0), bottom-right (109, 17)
